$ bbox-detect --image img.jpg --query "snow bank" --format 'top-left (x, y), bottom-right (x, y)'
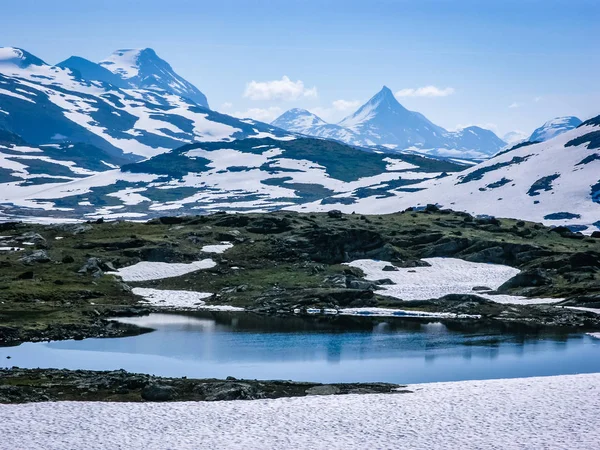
top-left (565, 306), bottom-right (600, 315)
top-left (132, 287), bottom-right (243, 311)
top-left (345, 257), bottom-right (562, 304)
top-left (1, 373), bottom-right (598, 449)
top-left (338, 307), bottom-right (480, 319)
top-left (201, 242), bottom-right (234, 254)
top-left (107, 259), bottom-right (216, 282)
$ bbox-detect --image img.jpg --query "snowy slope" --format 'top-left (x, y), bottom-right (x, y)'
top-left (0, 47), bottom-right (284, 159)
top-left (0, 129), bottom-right (130, 188)
top-left (99, 48), bottom-right (209, 108)
top-left (57, 56), bottom-right (129, 88)
top-left (0, 136), bottom-right (466, 220)
top-left (1, 373), bottom-right (599, 450)
top-left (273, 87), bottom-right (507, 158)
top-left (292, 116), bottom-right (600, 232)
top-left (529, 116), bottom-right (582, 142)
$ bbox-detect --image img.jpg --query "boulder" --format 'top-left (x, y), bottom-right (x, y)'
top-left (305, 385), bottom-right (341, 395)
top-left (141, 384), bottom-right (178, 401)
top-left (327, 210), bottom-right (343, 219)
top-left (497, 268), bottom-right (553, 292)
top-left (19, 250), bottom-right (51, 265)
top-left (246, 217), bottom-right (292, 234)
top-left (78, 258), bottom-right (104, 277)
top-left (194, 382), bottom-right (262, 401)
top-left (15, 232), bottom-right (46, 245)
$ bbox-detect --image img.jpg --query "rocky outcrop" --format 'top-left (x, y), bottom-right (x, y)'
top-left (0, 368), bottom-right (406, 403)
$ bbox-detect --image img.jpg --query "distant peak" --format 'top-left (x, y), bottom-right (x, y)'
top-left (287, 108), bottom-right (314, 115)
top-left (0, 47), bottom-right (47, 68)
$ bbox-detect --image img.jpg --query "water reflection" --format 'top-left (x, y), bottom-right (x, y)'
top-left (1, 312), bottom-right (598, 384)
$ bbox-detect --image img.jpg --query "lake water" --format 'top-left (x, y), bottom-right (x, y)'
top-left (2, 312), bottom-right (600, 384)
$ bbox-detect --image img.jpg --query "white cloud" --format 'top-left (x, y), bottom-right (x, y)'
top-left (395, 86), bottom-right (455, 98)
top-left (332, 99), bottom-right (361, 111)
top-left (243, 76), bottom-right (318, 101)
top-left (232, 107), bottom-right (283, 123)
top-left (309, 99), bottom-right (361, 122)
top-left (534, 96), bottom-right (543, 102)
top-left (508, 102), bottom-right (521, 109)
top-left (502, 130), bottom-right (529, 144)
top-left (220, 102), bottom-right (233, 110)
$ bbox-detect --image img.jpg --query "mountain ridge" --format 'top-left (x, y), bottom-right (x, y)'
top-left (273, 86), bottom-right (507, 159)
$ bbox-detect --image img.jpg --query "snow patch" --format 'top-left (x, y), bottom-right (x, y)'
top-left (201, 242), bottom-right (234, 254)
top-left (107, 259), bottom-right (216, 282)
top-left (345, 257), bottom-right (562, 304)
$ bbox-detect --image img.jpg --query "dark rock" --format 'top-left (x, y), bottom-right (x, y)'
top-left (382, 265), bottom-right (398, 271)
top-left (569, 252), bottom-right (600, 269)
top-left (141, 384), bottom-right (178, 401)
top-left (425, 204), bottom-right (440, 212)
top-left (19, 250), bottom-right (51, 265)
top-left (15, 232), bottom-right (46, 245)
top-left (306, 385), bottom-right (340, 395)
top-left (475, 216), bottom-right (501, 226)
top-left (17, 271), bottom-right (34, 280)
top-left (194, 382), bottom-right (263, 401)
top-left (472, 286), bottom-right (492, 292)
top-left (591, 231), bottom-right (600, 239)
top-left (497, 268), bottom-right (553, 291)
top-left (247, 217), bottom-right (292, 234)
top-left (78, 258), bottom-right (104, 277)
top-left (158, 216), bottom-right (186, 225)
top-left (327, 210), bottom-right (343, 219)
top-left (347, 279), bottom-right (379, 290)
top-left (61, 255), bottom-right (75, 264)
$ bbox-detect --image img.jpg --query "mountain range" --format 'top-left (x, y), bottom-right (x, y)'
top-left (0, 46), bottom-right (597, 233)
top-left (272, 86), bottom-right (507, 159)
top-left (289, 116), bottom-right (600, 233)
top-left (0, 47), bottom-right (283, 161)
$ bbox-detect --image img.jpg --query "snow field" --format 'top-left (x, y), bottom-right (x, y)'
top-left (0, 373), bottom-right (598, 449)
top-left (345, 257), bottom-right (562, 304)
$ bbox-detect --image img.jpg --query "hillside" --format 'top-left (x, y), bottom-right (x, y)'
top-left (291, 116), bottom-right (600, 233)
top-left (0, 135), bottom-right (466, 221)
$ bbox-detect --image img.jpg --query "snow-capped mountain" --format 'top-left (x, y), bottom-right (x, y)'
top-left (337, 86), bottom-right (448, 148)
top-left (271, 109), bottom-right (359, 142)
top-left (0, 133), bottom-right (466, 220)
top-left (529, 116), bottom-right (582, 142)
top-left (0, 47), bottom-right (285, 159)
top-left (293, 115), bottom-right (600, 233)
top-left (99, 48), bottom-right (209, 108)
top-left (272, 87), bottom-right (507, 158)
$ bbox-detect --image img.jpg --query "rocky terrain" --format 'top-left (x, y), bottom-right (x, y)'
top-left (0, 209), bottom-right (599, 345)
top-left (0, 368), bottom-right (406, 403)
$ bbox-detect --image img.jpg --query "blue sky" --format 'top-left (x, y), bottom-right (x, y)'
top-left (3, 0), bottom-right (599, 137)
